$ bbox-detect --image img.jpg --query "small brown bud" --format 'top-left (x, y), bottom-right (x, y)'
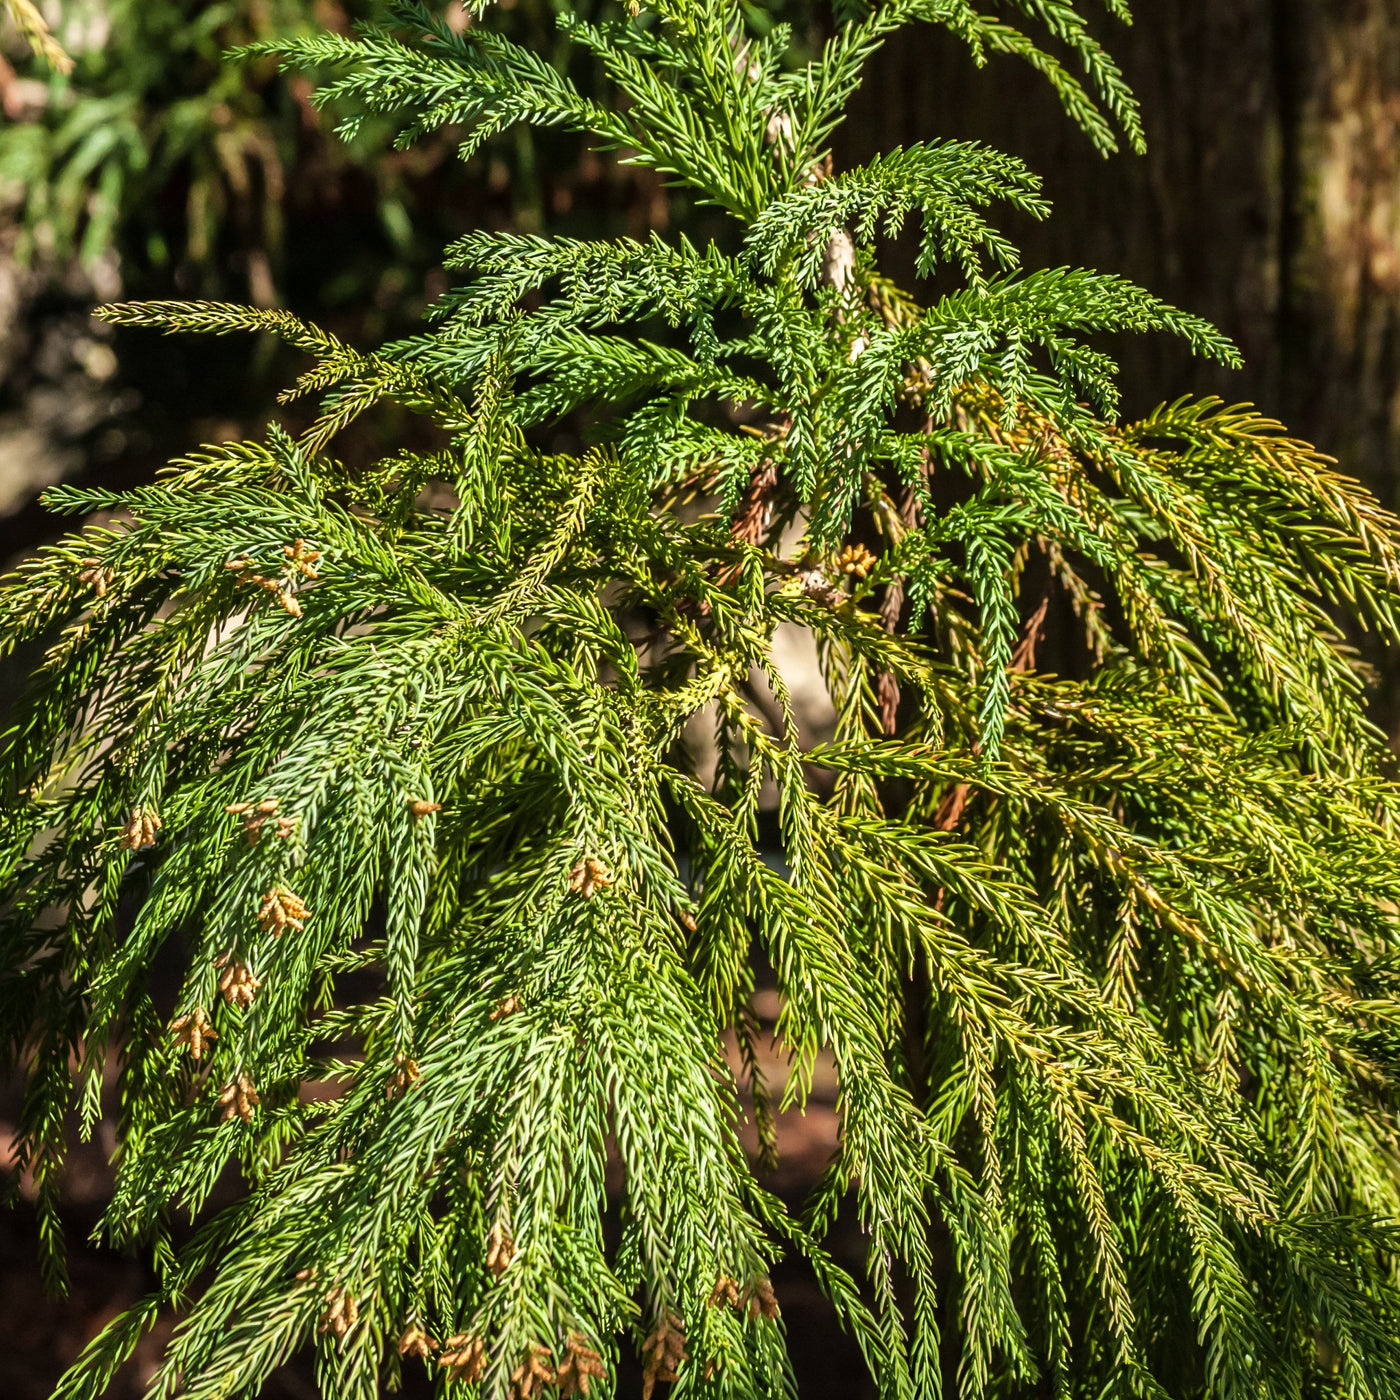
top-left (489, 995), bottom-right (522, 1021)
top-left (77, 558), bottom-right (115, 596)
top-left (485, 1222), bottom-right (516, 1276)
top-left (230, 560), bottom-right (304, 619)
top-left (835, 544), bottom-right (876, 580)
top-left (283, 539), bottom-right (322, 579)
top-left (386, 1052), bottom-right (421, 1100)
top-left (567, 857), bottom-right (612, 898)
top-left (744, 1277), bottom-right (780, 1319)
top-left (407, 798), bottom-right (442, 819)
top-left (214, 953), bottom-right (261, 1010)
top-left (227, 798), bottom-right (291, 844)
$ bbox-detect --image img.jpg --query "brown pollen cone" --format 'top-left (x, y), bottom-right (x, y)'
top-left (439, 1333), bottom-right (487, 1383)
top-left (171, 1007), bottom-right (217, 1060)
top-left (510, 1344), bottom-right (555, 1400)
top-left (567, 857), bottom-right (612, 897)
top-left (485, 1222), bottom-right (516, 1276)
top-left (319, 1287), bottom-right (359, 1339)
top-left (556, 1334), bottom-right (607, 1398)
top-left (396, 1323), bottom-right (437, 1360)
top-left (215, 1073), bottom-right (259, 1123)
top-left (641, 1312), bottom-right (688, 1400)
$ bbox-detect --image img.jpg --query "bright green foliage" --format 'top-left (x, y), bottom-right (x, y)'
top-left (6, 3), bottom-right (1400, 1399)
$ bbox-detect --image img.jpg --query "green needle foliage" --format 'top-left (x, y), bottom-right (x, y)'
top-left (6, 2), bottom-right (1400, 1398)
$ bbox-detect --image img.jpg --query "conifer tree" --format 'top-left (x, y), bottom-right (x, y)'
top-left (7, 2), bottom-right (1400, 1397)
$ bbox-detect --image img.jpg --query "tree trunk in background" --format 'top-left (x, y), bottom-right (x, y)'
top-left (1275, 0), bottom-right (1400, 505)
top-left (845, 0), bottom-right (1400, 498)
top-left (843, 0), bottom-right (1400, 724)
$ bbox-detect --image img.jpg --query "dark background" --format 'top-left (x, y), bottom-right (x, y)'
top-left (3, 0), bottom-right (1399, 1395)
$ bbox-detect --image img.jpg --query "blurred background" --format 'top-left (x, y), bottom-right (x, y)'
top-left (2, 0), bottom-right (1398, 1394)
